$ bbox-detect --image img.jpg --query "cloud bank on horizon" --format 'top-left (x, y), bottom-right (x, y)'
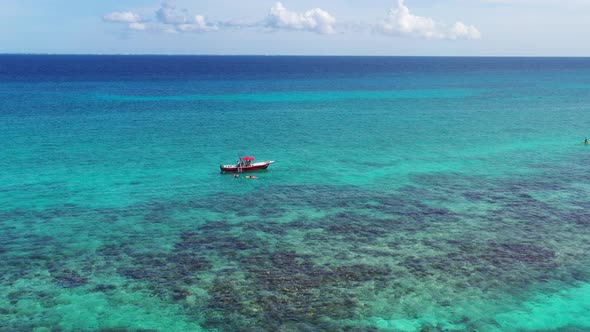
top-left (102, 11), bottom-right (147, 30)
top-left (103, 0), bottom-right (479, 40)
top-left (379, 0), bottom-right (480, 40)
top-left (264, 2), bottom-right (336, 34)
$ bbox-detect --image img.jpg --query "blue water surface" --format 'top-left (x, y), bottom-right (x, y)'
top-left (1, 55), bottom-right (590, 331)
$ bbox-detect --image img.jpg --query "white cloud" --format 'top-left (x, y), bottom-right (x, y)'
top-left (128, 22), bottom-right (147, 31)
top-left (156, 0), bottom-right (189, 25)
top-left (103, 1), bottom-right (338, 35)
top-left (176, 15), bottom-right (218, 32)
top-left (379, 0), bottom-right (480, 40)
top-left (103, 11), bottom-right (147, 31)
top-left (380, 0), bottom-right (441, 38)
top-left (449, 21), bottom-right (481, 40)
top-left (155, 1), bottom-right (217, 33)
top-left (264, 2), bottom-right (336, 34)
top-left (103, 11), bottom-right (142, 23)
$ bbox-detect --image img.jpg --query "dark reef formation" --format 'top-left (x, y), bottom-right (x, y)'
top-left (2, 165), bottom-right (590, 331)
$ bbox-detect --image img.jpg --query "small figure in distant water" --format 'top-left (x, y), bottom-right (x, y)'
top-left (585, 138), bottom-right (589, 144)
top-left (245, 175), bottom-right (258, 179)
top-left (233, 174), bottom-right (240, 178)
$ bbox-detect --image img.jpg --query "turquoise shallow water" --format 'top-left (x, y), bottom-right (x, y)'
top-left (1, 55), bottom-right (590, 331)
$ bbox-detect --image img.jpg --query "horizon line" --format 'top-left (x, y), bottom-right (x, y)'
top-left (1, 53), bottom-right (590, 58)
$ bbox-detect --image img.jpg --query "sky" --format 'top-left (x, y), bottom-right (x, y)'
top-left (1, 0), bottom-right (589, 56)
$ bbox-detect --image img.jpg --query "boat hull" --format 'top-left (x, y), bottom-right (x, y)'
top-left (220, 161), bottom-right (274, 172)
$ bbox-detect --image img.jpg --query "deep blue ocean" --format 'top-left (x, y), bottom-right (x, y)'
top-left (1, 55), bottom-right (590, 331)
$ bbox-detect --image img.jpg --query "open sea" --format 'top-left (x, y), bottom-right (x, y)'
top-left (1, 55), bottom-right (590, 331)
